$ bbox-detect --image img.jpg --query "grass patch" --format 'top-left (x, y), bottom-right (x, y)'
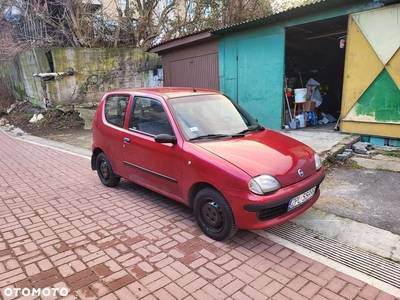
top-left (374, 150), bottom-right (400, 158)
top-left (384, 151), bottom-right (400, 157)
top-left (376, 167), bottom-right (391, 171)
top-left (349, 160), bottom-right (362, 169)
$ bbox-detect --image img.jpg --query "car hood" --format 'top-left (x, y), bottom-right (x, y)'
top-left (196, 129), bottom-right (317, 187)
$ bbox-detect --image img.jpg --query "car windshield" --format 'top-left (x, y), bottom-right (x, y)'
top-left (168, 94), bottom-right (260, 141)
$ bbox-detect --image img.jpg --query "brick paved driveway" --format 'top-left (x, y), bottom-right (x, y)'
top-left (0, 130), bottom-right (397, 300)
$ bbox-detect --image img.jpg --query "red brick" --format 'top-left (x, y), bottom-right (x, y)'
top-left (336, 273), bottom-right (366, 288)
top-left (75, 286), bottom-right (97, 299)
top-left (326, 277), bottom-right (347, 293)
top-left (114, 287), bottom-right (137, 299)
top-left (69, 273), bottom-right (98, 291)
top-left (202, 283), bottom-right (229, 300)
top-left (31, 268), bottom-right (58, 283)
top-left (279, 287), bottom-right (309, 300)
top-left (231, 290), bottom-right (255, 300)
top-left (164, 282), bottom-right (189, 299)
top-left (299, 281), bottom-right (321, 298)
top-left (261, 280), bottom-right (284, 297)
top-left (93, 264), bottom-right (113, 277)
top-left (107, 274), bottom-right (135, 291)
top-left (0, 273), bottom-right (26, 288)
top-left (126, 281), bottom-right (151, 298)
top-left (249, 274), bottom-right (272, 290)
top-left (182, 277), bottom-right (208, 294)
top-left (290, 260), bottom-right (311, 274)
top-left (307, 261), bottom-right (328, 275)
top-left (357, 284), bottom-right (381, 299)
top-left (221, 278), bottom-right (245, 295)
top-left (153, 287), bottom-right (177, 300)
top-left (160, 265), bottom-right (181, 281)
top-left (319, 267), bottom-right (338, 281)
top-left (286, 276), bottom-right (309, 292)
top-left (15, 278), bottom-right (33, 291)
top-left (242, 285), bottom-right (270, 300)
top-left (339, 283), bottom-right (363, 300)
top-left (58, 264), bottom-right (75, 277)
top-left (318, 288), bottom-right (348, 300)
top-left (302, 270), bottom-right (329, 286)
top-left (67, 269), bottom-right (94, 284)
top-left (90, 282), bottom-right (110, 297)
top-left (374, 290), bottom-right (397, 300)
top-left (129, 265), bottom-right (148, 279)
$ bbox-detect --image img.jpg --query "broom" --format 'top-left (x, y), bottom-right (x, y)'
top-left (284, 88), bottom-right (297, 129)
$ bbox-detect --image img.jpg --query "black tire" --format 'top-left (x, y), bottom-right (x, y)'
top-left (96, 152), bottom-right (121, 187)
top-left (193, 187), bottom-right (237, 241)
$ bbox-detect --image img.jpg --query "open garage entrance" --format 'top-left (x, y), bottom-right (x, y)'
top-left (284, 15), bottom-right (348, 129)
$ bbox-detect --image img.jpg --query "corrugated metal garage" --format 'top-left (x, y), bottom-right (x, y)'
top-left (149, 30), bottom-right (219, 90)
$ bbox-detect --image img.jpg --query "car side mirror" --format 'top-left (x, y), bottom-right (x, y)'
top-left (154, 134), bottom-right (177, 145)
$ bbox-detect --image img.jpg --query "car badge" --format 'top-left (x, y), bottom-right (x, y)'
top-left (298, 169), bottom-right (304, 177)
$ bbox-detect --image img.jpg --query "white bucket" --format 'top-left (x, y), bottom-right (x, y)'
top-left (294, 88), bottom-right (307, 103)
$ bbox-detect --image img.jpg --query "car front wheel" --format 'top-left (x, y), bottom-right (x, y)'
top-left (193, 187), bottom-right (237, 241)
top-left (96, 152), bottom-right (121, 187)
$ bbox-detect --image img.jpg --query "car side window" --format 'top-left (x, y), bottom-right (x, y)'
top-left (129, 97), bottom-right (174, 136)
top-left (104, 95), bottom-right (129, 127)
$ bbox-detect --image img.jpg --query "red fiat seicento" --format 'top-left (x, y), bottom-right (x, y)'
top-left (91, 87), bottom-right (324, 241)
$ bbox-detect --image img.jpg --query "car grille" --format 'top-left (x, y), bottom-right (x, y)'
top-left (257, 183), bottom-right (321, 221)
top-left (257, 203), bottom-right (288, 221)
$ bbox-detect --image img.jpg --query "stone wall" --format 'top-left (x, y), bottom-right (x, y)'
top-left (9, 47), bottom-right (162, 108)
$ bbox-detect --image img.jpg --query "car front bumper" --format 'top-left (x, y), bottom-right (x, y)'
top-left (222, 169), bottom-right (325, 230)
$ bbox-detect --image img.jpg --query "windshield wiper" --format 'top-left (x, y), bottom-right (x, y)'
top-left (237, 125), bottom-right (264, 135)
top-left (189, 134), bottom-right (231, 141)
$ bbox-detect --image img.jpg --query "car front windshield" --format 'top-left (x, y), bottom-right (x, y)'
top-left (169, 94), bottom-right (259, 141)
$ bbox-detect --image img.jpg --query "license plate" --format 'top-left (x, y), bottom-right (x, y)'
top-left (288, 186), bottom-right (316, 211)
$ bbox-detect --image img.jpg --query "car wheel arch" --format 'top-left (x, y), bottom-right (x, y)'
top-left (188, 182), bottom-right (217, 208)
top-left (91, 148), bottom-right (104, 170)
top-left (192, 185), bottom-right (238, 240)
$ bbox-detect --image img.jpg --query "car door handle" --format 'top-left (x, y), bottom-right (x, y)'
top-left (123, 137), bottom-right (130, 143)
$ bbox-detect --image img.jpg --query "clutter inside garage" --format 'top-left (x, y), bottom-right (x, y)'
top-left (284, 15), bottom-right (348, 129)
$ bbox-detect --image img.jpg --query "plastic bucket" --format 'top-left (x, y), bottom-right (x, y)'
top-left (294, 88), bottom-right (307, 103)
top-left (295, 114), bottom-right (305, 128)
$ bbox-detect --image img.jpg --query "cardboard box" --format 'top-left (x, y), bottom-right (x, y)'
top-left (304, 101), bottom-right (315, 111)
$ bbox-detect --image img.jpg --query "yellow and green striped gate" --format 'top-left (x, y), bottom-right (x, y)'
top-left (341, 4), bottom-right (400, 138)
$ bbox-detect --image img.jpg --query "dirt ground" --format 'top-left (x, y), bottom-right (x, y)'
top-left (3, 101), bottom-right (93, 150)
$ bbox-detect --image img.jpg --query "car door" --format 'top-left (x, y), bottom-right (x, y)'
top-left (120, 96), bottom-right (183, 199)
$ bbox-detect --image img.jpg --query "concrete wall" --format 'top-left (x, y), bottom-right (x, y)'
top-left (9, 48), bottom-right (51, 107)
top-left (9, 47), bottom-right (162, 107)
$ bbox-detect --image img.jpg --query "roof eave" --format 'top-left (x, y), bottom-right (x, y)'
top-left (149, 31), bottom-right (216, 54)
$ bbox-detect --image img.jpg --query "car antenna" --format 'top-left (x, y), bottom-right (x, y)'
top-left (192, 86), bottom-right (197, 92)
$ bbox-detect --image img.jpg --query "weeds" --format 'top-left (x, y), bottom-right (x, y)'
top-left (349, 160), bottom-right (362, 169)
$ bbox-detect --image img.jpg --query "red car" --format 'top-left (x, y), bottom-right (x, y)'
top-left (91, 87), bottom-right (324, 240)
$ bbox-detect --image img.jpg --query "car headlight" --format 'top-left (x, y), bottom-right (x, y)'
top-left (314, 153), bottom-right (322, 171)
top-left (248, 175), bottom-right (281, 195)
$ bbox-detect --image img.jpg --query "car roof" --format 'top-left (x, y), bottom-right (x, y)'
top-left (109, 87), bottom-right (221, 99)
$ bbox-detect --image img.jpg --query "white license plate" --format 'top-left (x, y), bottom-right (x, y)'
top-left (288, 186), bottom-right (316, 211)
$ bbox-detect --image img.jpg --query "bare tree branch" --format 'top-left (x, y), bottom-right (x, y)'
top-left (1, 0), bottom-right (277, 54)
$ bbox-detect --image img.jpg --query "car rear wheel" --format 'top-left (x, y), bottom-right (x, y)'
top-left (193, 187), bottom-right (237, 241)
top-left (96, 152), bottom-right (121, 187)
